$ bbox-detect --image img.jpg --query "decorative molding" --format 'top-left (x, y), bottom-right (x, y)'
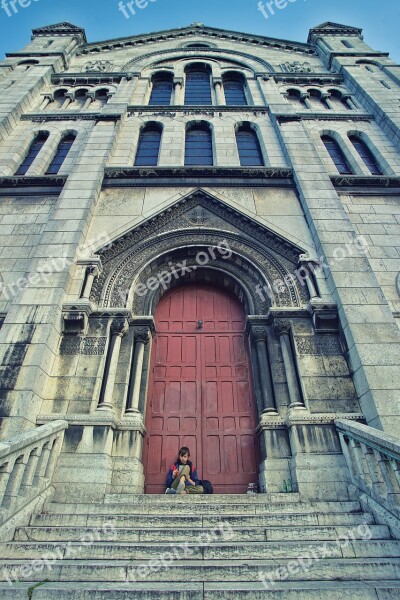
top-left (331, 175), bottom-right (400, 188)
top-left (0, 175), bottom-right (67, 189)
top-left (104, 166), bottom-right (293, 181)
top-left (127, 106), bottom-right (270, 116)
top-left (276, 113), bottom-right (372, 123)
top-left (36, 414), bottom-right (146, 433)
top-left (308, 22), bottom-right (363, 44)
top-left (59, 336), bottom-right (107, 356)
top-left (76, 25), bottom-right (316, 58)
top-left (293, 335), bottom-right (342, 356)
top-left (21, 113), bottom-right (122, 123)
top-left (51, 72), bottom-right (138, 85)
top-left (84, 60), bottom-right (114, 73)
top-left (273, 73), bottom-right (343, 84)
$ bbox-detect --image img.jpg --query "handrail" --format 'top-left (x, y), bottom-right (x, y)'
top-left (0, 420), bottom-right (68, 537)
top-left (335, 419), bottom-right (400, 534)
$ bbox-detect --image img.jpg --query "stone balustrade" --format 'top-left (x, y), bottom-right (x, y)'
top-left (336, 418), bottom-right (400, 537)
top-left (0, 420), bottom-right (68, 539)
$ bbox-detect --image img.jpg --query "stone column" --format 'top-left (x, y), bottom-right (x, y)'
top-left (173, 78), bottom-right (184, 105)
top-left (213, 78), bottom-right (226, 105)
top-left (274, 320), bottom-right (305, 410)
top-left (80, 265), bottom-right (100, 300)
top-left (251, 326), bottom-right (277, 414)
top-left (97, 318), bottom-right (129, 413)
top-left (298, 255), bottom-right (321, 301)
top-left (125, 327), bottom-right (150, 414)
top-left (39, 95), bottom-right (52, 110)
top-left (83, 92), bottom-right (95, 110)
top-left (301, 93), bottom-right (312, 110)
top-left (61, 94), bottom-right (73, 110)
top-left (322, 93), bottom-right (335, 110)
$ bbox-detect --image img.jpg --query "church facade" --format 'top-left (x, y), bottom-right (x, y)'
top-left (0, 21), bottom-right (399, 504)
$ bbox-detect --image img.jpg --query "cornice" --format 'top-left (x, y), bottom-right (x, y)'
top-left (275, 113), bottom-right (373, 123)
top-left (127, 106), bottom-right (269, 116)
top-left (76, 25), bottom-right (316, 58)
top-left (331, 175), bottom-right (400, 189)
top-left (21, 113), bottom-right (122, 123)
top-left (103, 166), bottom-right (294, 189)
top-left (36, 414), bottom-right (146, 432)
top-left (328, 52), bottom-right (389, 69)
top-left (51, 72), bottom-right (139, 85)
top-left (273, 72), bottom-right (343, 84)
top-left (0, 175), bottom-right (67, 190)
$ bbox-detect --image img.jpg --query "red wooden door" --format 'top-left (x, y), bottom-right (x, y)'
top-left (143, 284), bottom-right (259, 493)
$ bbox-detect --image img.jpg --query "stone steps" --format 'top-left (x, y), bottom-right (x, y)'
top-left (1, 580), bottom-right (400, 600)
top-left (31, 511), bottom-right (377, 528)
top-left (1, 540), bottom-right (400, 561)
top-left (14, 524), bottom-right (391, 543)
top-left (2, 558), bottom-right (400, 583)
top-left (1, 495), bottom-right (399, 598)
top-left (41, 499), bottom-right (362, 515)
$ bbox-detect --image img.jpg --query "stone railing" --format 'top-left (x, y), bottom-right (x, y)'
top-left (336, 419), bottom-right (400, 538)
top-left (0, 420), bottom-right (68, 540)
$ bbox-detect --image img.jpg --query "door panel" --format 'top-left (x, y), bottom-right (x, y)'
top-left (143, 284), bottom-right (258, 493)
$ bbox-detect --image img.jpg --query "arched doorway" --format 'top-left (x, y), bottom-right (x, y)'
top-left (143, 283), bottom-right (259, 494)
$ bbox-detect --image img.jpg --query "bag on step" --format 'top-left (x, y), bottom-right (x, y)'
top-left (199, 479), bottom-right (213, 494)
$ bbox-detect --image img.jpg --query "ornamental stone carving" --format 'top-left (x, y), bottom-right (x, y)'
top-left (281, 61), bottom-right (313, 73)
top-left (84, 60), bottom-right (114, 73)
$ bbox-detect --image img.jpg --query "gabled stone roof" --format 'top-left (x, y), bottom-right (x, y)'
top-left (307, 22), bottom-right (363, 44)
top-left (76, 23), bottom-right (316, 57)
top-left (32, 22), bottom-right (87, 43)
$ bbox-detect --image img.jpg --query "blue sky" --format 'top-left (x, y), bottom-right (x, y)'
top-left (0, 0), bottom-right (399, 62)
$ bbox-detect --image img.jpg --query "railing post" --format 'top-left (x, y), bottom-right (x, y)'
top-left (1, 456), bottom-right (27, 510)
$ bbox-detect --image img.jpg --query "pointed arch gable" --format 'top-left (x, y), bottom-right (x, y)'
top-left (89, 190), bottom-right (309, 314)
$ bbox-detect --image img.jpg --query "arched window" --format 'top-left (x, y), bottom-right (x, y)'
top-left (185, 43), bottom-right (211, 48)
top-left (134, 124), bottom-right (162, 166)
top-left (53, 88), bottom-right (68, 109)
top-left (185, 65), bottom-right (212, 105)
top-left (46, 134), bottom-right (76, 175)
top-left (236, 126), bottom-right (264, 166)
top-left (94, 88), bottom-right (110, 107)
top-left (348, 135), bottom-right (382, 175)
top-left (328, 89), bottom-right (348, 111)
top-left (321, 135), bottom-right (352, 175)
top-left (287, 89), bottom-right (306, 108)
top-left (149, 75), bottom-right (173, 105)
top-left (307, 89), bottom-right (324, 110)
top-left (223, 75), bottom-right (248, 106)
top-left (74, 88), bottom-right (88, 109)
top-left (185, 123), bottom-right (213, 166)
top-left (15, 132), bottom-right (49, 175)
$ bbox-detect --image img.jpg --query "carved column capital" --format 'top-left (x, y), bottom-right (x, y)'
top-left (133, 327), bottom-right (150, 345)
top-left (111, 318), bottom-right (129, 337)
top-left (273, 320), bottom-right (292, 337)
top-left (251, 326), bottom-right (268, 342)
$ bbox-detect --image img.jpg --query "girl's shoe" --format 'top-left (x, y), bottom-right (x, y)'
top-left (165, 488), bottom-right (177, 494)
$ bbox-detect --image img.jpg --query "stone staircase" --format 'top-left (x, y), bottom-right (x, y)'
top-left (1, 493), bottom-right (400, 598)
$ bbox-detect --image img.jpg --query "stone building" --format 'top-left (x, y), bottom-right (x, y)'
top-left (0, 21), bottom-right (399, 597)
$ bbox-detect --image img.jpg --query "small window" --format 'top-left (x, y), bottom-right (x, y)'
top-left (341, 40), bottom-right (353, 48)
top-left (185, 66), bottom-right (212, 105)
top-left (185, 124), bottom-right (213, 166)
top-left (236, 127), bottom-right (264, 166)
top-left (381, 80), bottom-right (391, 89)
top-left (149, 77), bottom-right (173, 106)
top-left (46, 134), bottom-right (76, 175)
top-left (322, 135), bottom-right (352, 175)
top-left (135, 125), bottom-right (162, 166)
top-left (348, 135), bottom-right (382, 175)
top-left (223, 77), bottom-right (248, 106)
top-left (15, 132), bottom-right (49, 175)
top-left (186, 43), bottom-right (211, 48)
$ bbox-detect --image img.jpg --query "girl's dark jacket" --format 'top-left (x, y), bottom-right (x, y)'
top-left (166, 459), bottom-right (200, 488)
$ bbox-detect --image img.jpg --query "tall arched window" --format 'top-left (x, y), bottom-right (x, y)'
top-left (185, 65), bottom-right (212, 105)
top-left (134, 124), bottom-right (162, 166)
top-left (149, 74), bottom-right (173, 105)
top-left (321, 135), bottom-right (352, 174)
top-left (223, 74), bottom-right (248, 106)
top-left (185, 123), bottom-right (213, 166)
top-left (15, 132), bottom-right (49, 175)
top-left (236, 126), bottom-right (264, 166)
top-left (348, 135), bottom-right (382, 175)
top-left (46, 134), bottom-right (76, 175)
